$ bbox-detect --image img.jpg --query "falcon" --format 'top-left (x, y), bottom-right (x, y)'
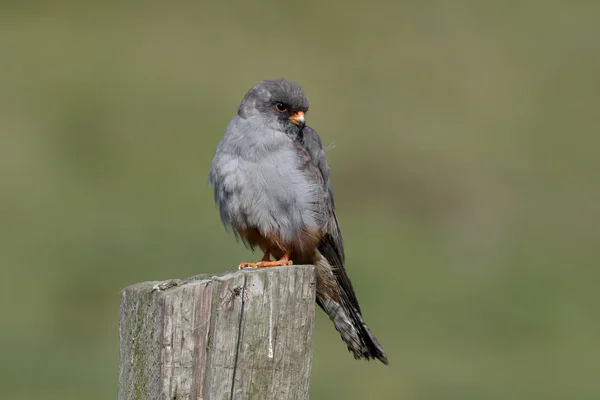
top-left (209, 79), bottom-right (388, 364)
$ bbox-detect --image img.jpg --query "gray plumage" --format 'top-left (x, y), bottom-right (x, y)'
top-left (209, 79), bottom-right (388, 364)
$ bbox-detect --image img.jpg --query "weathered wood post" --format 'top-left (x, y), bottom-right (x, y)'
top-left (118, 265), bottom-right (316, 400)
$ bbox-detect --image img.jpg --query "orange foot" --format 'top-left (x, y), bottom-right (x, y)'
top-left (238, 253), bottom-right (293, 270)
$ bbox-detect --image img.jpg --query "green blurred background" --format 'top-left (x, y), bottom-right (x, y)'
top-left (1, 1), bottom-right (599, 399)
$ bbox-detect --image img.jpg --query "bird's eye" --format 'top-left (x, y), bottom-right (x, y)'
top-left (274, 102), bottom-right (288, 113)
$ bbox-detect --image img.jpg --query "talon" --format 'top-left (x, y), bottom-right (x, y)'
top-left (239, 250), bottom-right (272, 270)
top-left (253, 260), bottom-right (294, 268)
top-left (238, 262), bottom-right (259, 269)
top-left (237, 252), bottom-right (292, 269)
top-left (238, 253), bottom-right (294, 269)
top-left (253, 252), bottom-right (293, 268)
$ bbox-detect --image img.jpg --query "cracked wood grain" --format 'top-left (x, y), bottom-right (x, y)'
top-left (119, 265), bottom-right (316, 400)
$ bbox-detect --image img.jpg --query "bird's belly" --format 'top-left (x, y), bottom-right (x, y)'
top-left (221, 149), bottom-right (321, 251)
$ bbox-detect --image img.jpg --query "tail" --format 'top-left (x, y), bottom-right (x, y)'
top-left (315, 255), bottom-right (388, 364)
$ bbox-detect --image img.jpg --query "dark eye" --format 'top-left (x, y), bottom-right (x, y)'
top-left (274, 102), bottom-right (288, 113)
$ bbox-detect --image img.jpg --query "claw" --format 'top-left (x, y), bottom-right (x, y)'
top-left (257, 260), bottom-right (293, 268)
top-left (238, 261), bottom-right (259, 269)
top-left (238, 252), bottom-right (292, 269)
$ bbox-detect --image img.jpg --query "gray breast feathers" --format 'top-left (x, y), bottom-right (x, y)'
top-left (209, 119), bottom-right (325, 247)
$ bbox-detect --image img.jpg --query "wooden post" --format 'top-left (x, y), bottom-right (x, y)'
top-left (118, 265), bottom-right (316, 400)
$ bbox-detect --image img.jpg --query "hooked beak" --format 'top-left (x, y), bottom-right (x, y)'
top-left (289, 111), bottom-right (305, 126)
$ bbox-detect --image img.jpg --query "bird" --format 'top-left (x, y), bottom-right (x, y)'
top-left (209, 79), bottom-right (388, 364)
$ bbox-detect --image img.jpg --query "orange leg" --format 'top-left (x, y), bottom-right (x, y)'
top-left (261, 250), bottom-right (271, 262)
top-left (238, 249), bottom-right (270, 269)
top-left (238, 251), bottom-right (293, 269)
top-left (254, 252), bottom-right (293, 268)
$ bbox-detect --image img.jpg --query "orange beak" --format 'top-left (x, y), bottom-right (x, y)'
top-left (289, 111), bottom-right (305, 126)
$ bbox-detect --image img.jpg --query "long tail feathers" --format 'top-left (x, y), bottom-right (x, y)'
top-left (315, 256), bottom-right (388, 364)
top-left (317, 296), bottom-right (388, 364)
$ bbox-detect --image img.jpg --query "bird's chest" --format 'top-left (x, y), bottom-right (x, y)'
top-left (228, 147), bottom-right (320, 235)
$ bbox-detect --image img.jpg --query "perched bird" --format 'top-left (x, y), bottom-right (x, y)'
top-left (209, 79), bottom-right (388, 364)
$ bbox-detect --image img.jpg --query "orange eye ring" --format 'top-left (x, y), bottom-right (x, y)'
top-left (274, 102), bottom-right (288, 113)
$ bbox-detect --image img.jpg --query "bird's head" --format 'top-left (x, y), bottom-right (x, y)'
top-left (238, 79), bottom-right (309, 136)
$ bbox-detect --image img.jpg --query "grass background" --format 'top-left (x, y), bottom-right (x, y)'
top-left (1, 1), bottom-right (599, 399)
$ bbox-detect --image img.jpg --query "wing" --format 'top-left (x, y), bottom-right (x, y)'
top-left (299, 126), bottom-right (363, 313)
top-left (299, 127), bottom-right (343, 254)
